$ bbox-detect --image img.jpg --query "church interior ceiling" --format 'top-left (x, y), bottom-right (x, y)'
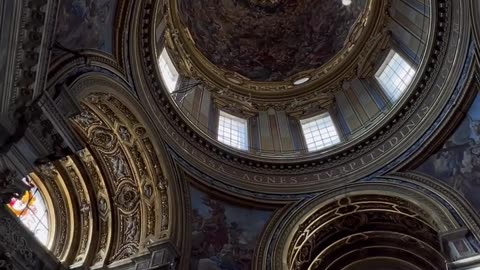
top-left (189, 185), bottom-right (273, 269)
top-left (55, 0), bottom-right (117, 54)
top-left (177, 0), bottom-right (367, 81)
top-left (416, 91), bottom-right (480, 225)
top-left (4, 0), bottom-right (480, 269)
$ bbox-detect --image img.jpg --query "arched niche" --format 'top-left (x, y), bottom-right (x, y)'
top-left (256, 174), bottom-right (480, 270)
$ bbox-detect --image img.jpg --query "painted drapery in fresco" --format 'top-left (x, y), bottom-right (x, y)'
top-left (190, 188), bottom-right (272, 270)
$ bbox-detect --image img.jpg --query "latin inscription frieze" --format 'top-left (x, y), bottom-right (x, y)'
top-left (152, 18), bottom-right (462, 187)
top-left (157, 104), bottom-right (433, 186)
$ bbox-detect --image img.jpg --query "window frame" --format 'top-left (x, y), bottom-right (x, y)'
top-left (217, 110), bottom-right (249, 151)
top-left (300, 112), bottom-right (341, 152)
top-left (158, 47), bottom-right (180, 93)
top-left (374, 49), bottom-right (416, 103)
top-left (7, 175), bottom-right (53, 248)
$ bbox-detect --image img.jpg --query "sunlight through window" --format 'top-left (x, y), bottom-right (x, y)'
top-left (8, 177), bottom-right (50, 246)
top-left (301, 113), bottom-right (340, 152)
top-left (375, 50), bottom-right (416, 102)
top-left (218, 111), bottom-right (248, 150)
top-left (158, 48), bottom-right (180, 93)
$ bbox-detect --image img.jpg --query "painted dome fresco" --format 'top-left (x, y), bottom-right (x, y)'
top-left (178, 0), bottom-right (367, 81)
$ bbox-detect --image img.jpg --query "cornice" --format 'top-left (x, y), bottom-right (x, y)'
top-left (1, 0), bottom-right (59, 130)
top-left (165, 0), bottom-right (382, 98)
top-left (256, 175), bottom-right (479, 269)
top-left (130, 0), bottom-right (472, 196)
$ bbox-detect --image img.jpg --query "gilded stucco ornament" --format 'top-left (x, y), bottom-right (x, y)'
top-left (255, 184), bottom-right (461, 269)
top-left (77, 148), bottom-right (113, 266)
top-left (64, 76), bottom-right (175, 266)
top-left (163, 0), bottom-right (389, 113)
top-left (132, 0), bottom-right (475, 198)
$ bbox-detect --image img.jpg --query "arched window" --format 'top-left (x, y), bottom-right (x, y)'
top-left (7, 177), bottom-right (50, 246)
top-left (375, 50), bottom-right (416, 102)
top-left (158, 48), bottom-right (180, 93)
top-left (300, 113), bottom-right (340, 152)
top-left (218, 110), bottom-right (249, 150)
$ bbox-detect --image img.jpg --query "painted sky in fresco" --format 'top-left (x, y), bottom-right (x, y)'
top-left (190, 187), bottom-right (272, 270)
top-left (56, 0), bottom-right (117, 53)
top-left (416, 92), bottom-right (480, 213)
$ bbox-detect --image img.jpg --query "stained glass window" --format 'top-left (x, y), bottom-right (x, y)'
top-left (375, 50), bottom-right (416, 102)
top-left (7, 177), bottom-right (50, 246)
top-left (158, 48), bottom-right (179, 93)
top-left (301, 113), bottom-right (341, 152)
top-left (218, 110), bottom-right (249, 150)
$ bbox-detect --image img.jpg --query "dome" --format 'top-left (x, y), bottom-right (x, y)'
top-left (3, 0), bottom-right (480, 269)
top-left (157, 0), bottom-right (431, 159)
top-left (178, 0), bottom-right (367, 81)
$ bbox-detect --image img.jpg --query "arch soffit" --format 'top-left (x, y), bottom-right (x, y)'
top-left (32, 154), bottom-right (101, 265)
top-left (255, 177), bottom-right (479, 269)
top-left (42, 73), bottom-right (183, 266)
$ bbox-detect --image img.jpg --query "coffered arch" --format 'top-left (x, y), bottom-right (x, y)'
top-left (39, 73), bottom-right (185, 268)
top-left (256, 174), bottom-right (480, 269)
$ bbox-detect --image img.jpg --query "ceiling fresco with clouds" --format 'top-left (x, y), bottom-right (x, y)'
top-left (416, 91), bottom-right (480, 215)
top-left (178, 0), bottom-right (367, 81)
top-left (55, 0), bottom-right (117, 54)
top-left (190, 187), bottom-right (272, 270)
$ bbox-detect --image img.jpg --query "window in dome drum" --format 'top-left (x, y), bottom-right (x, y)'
top-left (218, 111), bottom-right (249, 150)
top-left (300, 113), bottom-right (340, 152)
top-left (375, 50), bottom-right (416, 102)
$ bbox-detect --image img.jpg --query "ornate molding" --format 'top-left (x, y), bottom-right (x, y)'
top-left (165, 0), bottom-right (383, 97)
top-left (256, 181), bottom-right (467, 269)
top-left (391, 172), bottom-right (480, 240)
top-left (62, 76), bottom-right (175, 267)
top-left (130, 0), bottom-right (473, 197)
top-left (1, 0), bottom-right (59, 130)
top-left (0, 206), bottom-right (65, 270)
top-left (77, 148), bottom-right (113, 267)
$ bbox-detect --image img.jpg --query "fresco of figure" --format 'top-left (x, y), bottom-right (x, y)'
top-left (55, 0), bottom-right (117, 53)
top-left (178, 0), bottom-right (367, 81)
top-left (417, 93), bottom-right (480, 213)
top-left (190, 188), bottom-right (272, 270)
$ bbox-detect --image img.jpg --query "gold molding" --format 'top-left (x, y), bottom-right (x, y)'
top-left (160, 0), bottom-right (393, 115)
